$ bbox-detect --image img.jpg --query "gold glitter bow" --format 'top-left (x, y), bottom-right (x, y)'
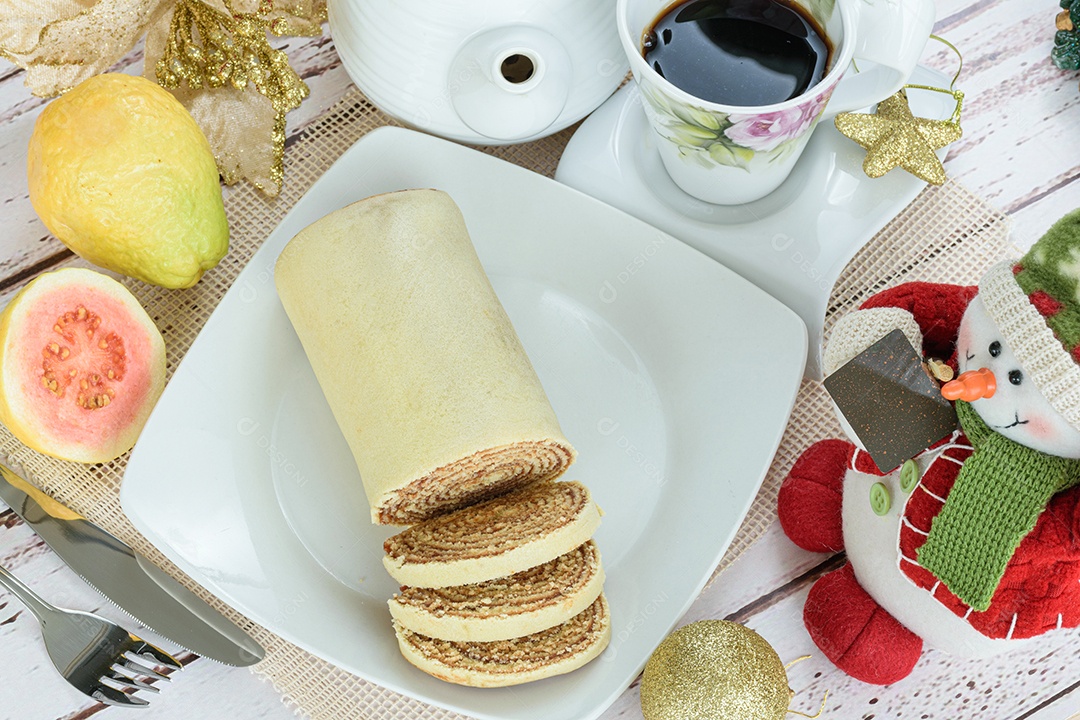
top-left (834, 36), bottom-right (964, 186)
top-left (0, 0), bottom-right (326, 195)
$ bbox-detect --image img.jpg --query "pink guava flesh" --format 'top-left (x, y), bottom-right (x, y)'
top-left (12, 283), bottom-right (158, 451)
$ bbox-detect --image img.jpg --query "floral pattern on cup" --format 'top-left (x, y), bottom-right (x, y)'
top-left (639, 81), bottom-right (835, 171)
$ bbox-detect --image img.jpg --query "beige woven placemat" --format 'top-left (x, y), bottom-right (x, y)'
top-left (0, 86), bottom-right (1012, 720)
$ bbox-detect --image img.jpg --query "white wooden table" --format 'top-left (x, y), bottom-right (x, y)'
top-left (1, 1), bottom-right (1078, 718)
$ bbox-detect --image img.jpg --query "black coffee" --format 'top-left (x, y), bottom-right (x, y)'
top-left (642, 0), bottom-right (832, 106)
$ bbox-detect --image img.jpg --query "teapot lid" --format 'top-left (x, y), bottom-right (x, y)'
top-left (448, 26), bottom-right (572, 142)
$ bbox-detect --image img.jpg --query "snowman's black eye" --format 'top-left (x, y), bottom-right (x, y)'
top-left (989, 341), bottom-right (1002, 357)
top-left (1009, 370), bottom-right (1023, 385)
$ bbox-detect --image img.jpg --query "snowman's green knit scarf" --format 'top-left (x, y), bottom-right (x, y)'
top-left (918, 400), bottom-right (1080, 612)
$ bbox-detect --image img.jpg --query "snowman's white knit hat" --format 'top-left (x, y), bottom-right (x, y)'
top-left (978, 210), bottom-right (1080, 431)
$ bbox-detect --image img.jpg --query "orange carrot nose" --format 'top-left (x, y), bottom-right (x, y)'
top-left (941, 368), bottom-right (997, 402)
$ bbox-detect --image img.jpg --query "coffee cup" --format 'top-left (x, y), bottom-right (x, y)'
top-left (617, 0), bottom-right (936, 205)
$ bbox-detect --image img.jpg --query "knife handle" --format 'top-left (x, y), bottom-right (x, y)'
top-left (0, 466), bottom-right (81, 521)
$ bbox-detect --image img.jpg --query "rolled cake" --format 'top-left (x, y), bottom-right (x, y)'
top-left (383, 480), bottom-right (602, 588)
top-left (274, 189), bottom-right (576, 525)
top-left (389, 540), bottom-right (604, 642)
top-left (394, 594), bottom-right (611, 688)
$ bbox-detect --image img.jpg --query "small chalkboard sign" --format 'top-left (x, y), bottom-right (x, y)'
top-left (824, 329), bottom-right (959, 472)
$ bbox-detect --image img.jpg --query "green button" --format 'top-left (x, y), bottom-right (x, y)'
top-left (900, 459), bottom-right (920, 493)
top-left (870, 482), bottom-right (891, 516)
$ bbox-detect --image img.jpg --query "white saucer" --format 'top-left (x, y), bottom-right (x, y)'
top-left (556, 66), bottom-right (954, 378)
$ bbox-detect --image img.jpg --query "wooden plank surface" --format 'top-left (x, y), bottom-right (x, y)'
top-left (0, 0), bottom-right (1078, 718)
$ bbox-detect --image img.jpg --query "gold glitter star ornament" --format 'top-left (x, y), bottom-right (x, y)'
top-left (640, 620), bottom-right (826, 720)
top-left (834, 86), bottom-right (964, 185)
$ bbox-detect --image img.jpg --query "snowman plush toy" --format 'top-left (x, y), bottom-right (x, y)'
top-left (779, 210), bottom-right (1080, 684)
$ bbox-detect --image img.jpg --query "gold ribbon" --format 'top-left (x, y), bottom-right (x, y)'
top-left (0, 0), bottom-right (326, 195)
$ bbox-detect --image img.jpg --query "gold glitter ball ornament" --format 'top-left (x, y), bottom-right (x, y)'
top-left (834, 86), bottom-right (964, 186)
top-left (640, 620), bottom-right (792, 720)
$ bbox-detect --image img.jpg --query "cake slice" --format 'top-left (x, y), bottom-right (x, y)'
top-left (394, 594), bottom-right (611, 687)
top-left (389, 540), bottom-right (604, 642)
top-left (383, 480), bottom-right (601, 588)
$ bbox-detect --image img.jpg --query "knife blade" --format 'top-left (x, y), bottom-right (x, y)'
top-left (0, 461), bottom-right (265, 667)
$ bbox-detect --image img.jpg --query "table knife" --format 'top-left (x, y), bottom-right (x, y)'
top-left (0, 461), bottom-right (265, 667)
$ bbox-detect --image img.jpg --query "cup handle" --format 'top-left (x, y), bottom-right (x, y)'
top-left (821, 0), bottom-right (937, 120)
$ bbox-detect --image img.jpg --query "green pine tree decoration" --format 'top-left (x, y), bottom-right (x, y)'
top-left (1053, 0), bottom-right (1080, 71)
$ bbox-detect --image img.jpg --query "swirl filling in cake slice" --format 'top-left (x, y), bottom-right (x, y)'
top-left (383, 480), bottom-right (601, 588)
top-left (389, 540), bottom-right (604, 642)
top-left (394, 594), bottom-right (611, 688)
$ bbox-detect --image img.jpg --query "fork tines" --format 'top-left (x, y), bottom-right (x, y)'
top-left (129, 639), bottom-right (183, 670)
top-left (102, 669), bottom-right (161, 693)
top-left (91, 683), bottom-right (151, 708)
top-left (94, 637), bottom-right (181, 706)
top-left (115, 652), bottom-right (174, 682)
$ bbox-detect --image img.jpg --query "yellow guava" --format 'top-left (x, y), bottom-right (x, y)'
top-left (27, 74), bottom-right (229, 289)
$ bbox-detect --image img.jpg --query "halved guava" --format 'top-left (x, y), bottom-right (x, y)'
top-left (0, 268), bottom-right (166, 463)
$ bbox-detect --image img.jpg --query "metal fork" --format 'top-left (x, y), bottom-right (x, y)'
top-left (0, 562), bottom-right (181, 707)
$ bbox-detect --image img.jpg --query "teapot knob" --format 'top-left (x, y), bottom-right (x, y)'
top-left (448, 26), bottom-right (572, 143)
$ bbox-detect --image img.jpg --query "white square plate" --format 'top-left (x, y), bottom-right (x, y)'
top-left (121, 127), bottom-right (806, 720)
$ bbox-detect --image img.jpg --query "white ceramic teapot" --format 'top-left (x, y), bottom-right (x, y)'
top-left (328, 0), bottom-right (628, 144)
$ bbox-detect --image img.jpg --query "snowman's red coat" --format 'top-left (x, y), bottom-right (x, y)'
top-left (786, 281), bottom-right (1080, 646)
top-left (862, 430), bottom-right (1080, 639)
